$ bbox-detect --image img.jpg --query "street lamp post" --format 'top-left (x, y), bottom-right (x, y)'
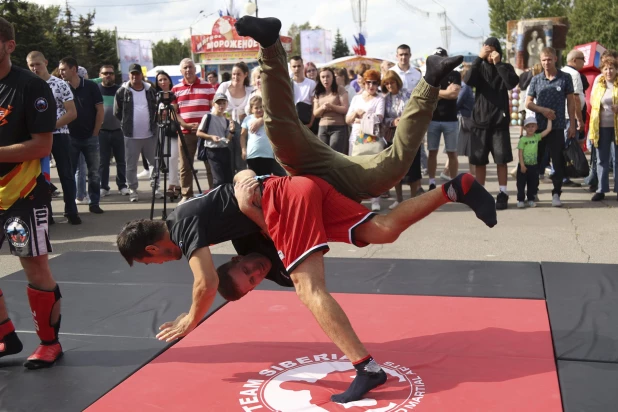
top-left (470, 18), bottom-right (485, 48)
top-left (431, 0), bottom-right (449, 51)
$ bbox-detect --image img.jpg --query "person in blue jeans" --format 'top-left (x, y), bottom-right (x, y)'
top-left (426, 47), bottom-right (460, 190)
top-left (59, 57), bottom-right (105, 214)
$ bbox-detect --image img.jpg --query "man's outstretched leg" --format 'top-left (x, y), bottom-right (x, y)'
top-left (0, 289), bottom-right (24, 359)
top-left (290, 253), bottom-right (387, 403)
top-left (354, 173), bottom-right (497, 245)
top-left (236, 16), bottom-right (464, 202)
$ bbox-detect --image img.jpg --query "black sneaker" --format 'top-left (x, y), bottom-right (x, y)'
top-left (89, 205), bottom-right (104, 214)
top-left (588, 185), bottom-right (598, 193)
top-left (591, 192), bottom-right (605, 201)
top-left (429, 183), bottom-right (436, 191)
top-left (66, 214), bottom-right (82, 225)
top-left (496, 191), bottom-right (509, 210)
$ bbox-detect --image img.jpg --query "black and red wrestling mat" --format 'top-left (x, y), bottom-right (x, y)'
top-left (2, 251), bottom-right (618, 411)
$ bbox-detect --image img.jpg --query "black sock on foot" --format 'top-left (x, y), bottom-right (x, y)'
top-left (0, 319), bottom-right (23, 358)
top-left (331, 356), bottom-right (387, 404)
top-left (235, 16), bottom-right (281, 48)
top-left (442, 173), bottom-right (497, 228)
top-left (424, 54), bottom-right (464, 87)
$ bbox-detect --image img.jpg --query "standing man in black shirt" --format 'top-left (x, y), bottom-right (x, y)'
top-left (0, 17), bottom-right (65, 369)
top-left (59, 57), bottom-right (105, 214)
top-left (426, 48), bottom-right (461, 191)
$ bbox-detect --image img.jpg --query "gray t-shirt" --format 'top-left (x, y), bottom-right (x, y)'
top-left (198, 113), bottom-right (230, 149)
top-left (98, 83), bottom-right (121, 131)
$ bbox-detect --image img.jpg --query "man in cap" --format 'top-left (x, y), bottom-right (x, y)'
top-left (114, 63), bottom-right (162, 202)
top-left (464, 37), bottom-right (520, 209)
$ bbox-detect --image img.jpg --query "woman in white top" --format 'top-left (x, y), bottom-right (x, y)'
top-left (345, 69), bottom-right (385, 211)
top-left (588, 54), bottom-right (618, 201)
top-left (215, 62), bottom-right (254, 123)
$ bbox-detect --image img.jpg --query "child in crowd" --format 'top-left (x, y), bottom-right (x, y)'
top-left (196, 93), bottom-right (235, 188)
top-left (240, 95), bottom-right (285, 176)
top-left (517, 117), bottom-right (552, 208)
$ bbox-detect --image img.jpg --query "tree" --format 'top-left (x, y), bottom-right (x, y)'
top-left (287, 22), bottom-right (322, 57)
top-left (332, 29), bottom-right (351, 59)
top-left (152, 38), bottom-right (191, 66)
top-left (566, 0), bottom-right (618, 51)
top-left (487, 0), bottom-right (570, 40)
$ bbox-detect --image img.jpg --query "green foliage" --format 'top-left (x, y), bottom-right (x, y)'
top-left (332, 29), bottom-right (351, 59)
top-left (487, 0), bottom-right (570, 40)
top-left (153, 38), bottom-right (191, 66)
top-left (0, 0), bottom-right (119, 78)
top-left (566, 0), bottom-right (618, 51)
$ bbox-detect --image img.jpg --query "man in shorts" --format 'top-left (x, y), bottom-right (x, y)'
top-left (0, 17), bottom-right (64, 369)
top-left (465, 37), bottom-right (520, 210)
top-left (117, 16), bottom-right (498, 404)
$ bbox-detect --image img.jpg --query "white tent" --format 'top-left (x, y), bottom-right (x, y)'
top-left (146, 65), bottom-right (203, 85)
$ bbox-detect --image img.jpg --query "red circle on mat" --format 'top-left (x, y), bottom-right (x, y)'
top-left (246, 360), bottom-right (425, 411)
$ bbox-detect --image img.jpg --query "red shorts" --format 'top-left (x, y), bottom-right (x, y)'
top-left (261, 175), bottom-right (376, 273)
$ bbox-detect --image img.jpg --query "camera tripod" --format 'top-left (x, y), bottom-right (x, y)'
top-left (150, 92), bottom-right (202, 220)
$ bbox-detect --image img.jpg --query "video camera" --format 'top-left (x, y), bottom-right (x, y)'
top-left (157, 91), bottom-right (176, 106)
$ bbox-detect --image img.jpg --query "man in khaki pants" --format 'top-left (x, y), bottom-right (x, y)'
top-left (171, 58), bottom-right (216, 204)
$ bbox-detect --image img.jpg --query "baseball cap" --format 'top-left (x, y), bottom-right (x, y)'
top-left (433, 47), bottom-right (448, 57)
top-left (213, 93), bottom-right (228, 103)
top-left (524, 117), bottom-right (537, 126)
top-left (128, 63), bottom-right (142, 74)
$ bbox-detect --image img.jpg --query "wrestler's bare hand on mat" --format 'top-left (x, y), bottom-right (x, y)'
top-left (157, 313), bottom-right (197, 342)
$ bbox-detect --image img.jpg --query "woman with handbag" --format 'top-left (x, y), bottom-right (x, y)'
top-left (588, 53), bottom-right (618, 201)
top-left (346, 69), bottom-right (385, 211)
top-left (382, 71), bottom-right (420, 209)
top-left (314, 67), bottom-right (350, 155)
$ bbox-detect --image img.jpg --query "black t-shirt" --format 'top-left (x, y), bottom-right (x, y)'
top-left (166, 184), bottom-right (262, 259)
top-left (68, 77), bottom-right (103, 138)
top-left (232, 232), bottom-right (293, 287)
top-left (0, 66), bottom-right (56, 176)
top-left (432, 70), bottom-right (462, 122)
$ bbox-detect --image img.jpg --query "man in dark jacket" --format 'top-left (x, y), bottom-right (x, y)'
top-left (464, 37), bottom-right (519, 210)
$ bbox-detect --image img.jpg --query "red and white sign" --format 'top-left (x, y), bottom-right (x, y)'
top-left (192, 16), bottom-right (292, 60)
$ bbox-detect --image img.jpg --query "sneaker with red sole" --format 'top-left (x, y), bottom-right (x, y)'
top-left (23, 342), bottom-right (63, 369)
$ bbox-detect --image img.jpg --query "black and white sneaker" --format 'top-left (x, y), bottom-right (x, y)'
top-left (496, 191), bottom-right (509, 210)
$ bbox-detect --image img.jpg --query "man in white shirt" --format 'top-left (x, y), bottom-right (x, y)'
top-left (114, 64), bottom-right (162, 202)
top-left (561, 49), bottom-right (586, 187)
top-left (290, 55), bottom-right (316, 127)
top-left (390, 44), bottom-right (422, 92)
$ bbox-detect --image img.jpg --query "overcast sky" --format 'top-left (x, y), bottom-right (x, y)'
top-left (38, 0), bottom-right (491, 62)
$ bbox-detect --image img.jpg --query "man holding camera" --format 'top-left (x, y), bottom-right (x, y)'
top-left (114, 63), bottom-right (162, 202)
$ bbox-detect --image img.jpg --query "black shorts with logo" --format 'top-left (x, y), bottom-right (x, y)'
top-left (0, 176), bottom-right (52, 257)
top-left (469, 127), bottom-right (513, 166)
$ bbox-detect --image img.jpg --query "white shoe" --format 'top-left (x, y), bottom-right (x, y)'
top-left (137, 169), bottom-right (150, 178)
top-left (119, 187), bottom-right (130, 196)
top-left (389, 201), bottom-right (400, 210)
top-left (178, 196), bottom-right (193, 205)
top-left (439, 172), bottom-right (450, 181)
top-left (527, 200), bottom-right (537, 208)
top-left (552, 194), bottom-right (562, 207)
top-left (154, 190), bottom-right (164, 199)
top-left (75, 196), bottom-right (90, 205)
top-left (129, 190), bottom-right (139, 202)
top-left (50, 159), bottom-right (56, 168)
top-left (517, 201), bottom-right (525, 208)
top-left (100, 188), bottom-right (110, 197)
top-left (371, 198), bottom-right (381, 212)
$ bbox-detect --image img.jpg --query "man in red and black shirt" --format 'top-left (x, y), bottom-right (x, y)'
top-left (0, 17), bottom-right (64, 369)
top-left (172, 58), bottom-right (216, 203)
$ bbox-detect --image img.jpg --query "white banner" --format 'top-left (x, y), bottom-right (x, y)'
top-left (300, 30), bottom-right (333, 64)
top-left (117, 39), bottom-right (154, 81)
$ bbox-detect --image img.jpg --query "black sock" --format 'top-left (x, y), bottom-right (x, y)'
top-left (424, 54), bottom-right (464, 87)
top-left (0, 319), bottom-right (23, 358)
top-left (234, 16), bottom-right (281, 48)
top-left (331, 356), bottom-right (387, 404)
top-left (442, 173), bottom-right (497, 228)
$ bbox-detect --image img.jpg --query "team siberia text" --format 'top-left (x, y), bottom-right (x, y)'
top-left (238, 353), bottom-right (426, 411)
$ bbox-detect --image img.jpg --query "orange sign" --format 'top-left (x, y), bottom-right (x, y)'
top-left (192, 16), bottom-right (292, 57)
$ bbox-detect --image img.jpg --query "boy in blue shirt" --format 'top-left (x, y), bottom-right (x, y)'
top-left (517, 117), bottom-right (552, 208)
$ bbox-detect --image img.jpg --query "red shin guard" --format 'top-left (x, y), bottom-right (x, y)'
top-left (26, 284), bottom-right (62, 344)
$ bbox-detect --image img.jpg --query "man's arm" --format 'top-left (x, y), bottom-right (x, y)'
top-left (525, 95), bottom-right (556, 120)
top-left (114, 89), bottom-right (123, 121)
top-left (234, 174), bottom-right (268, 233)
top-left (495, 62), bottom-right (520, 90)
top-left (156, 246), bottom-right (219, 342)
top-left (172, 103), bottom-right (196, 130)
top-left (0, 132), bottom-right (52, 162)
top-left (55, 100), bottom-right (77, 130)
top-left (566, 94), bottom-right (576, 138)
top-left (438, 84), bottom-right (460, 100)
top-left (93, 103), bottom-right (104, 136)
top-left (463, 56), bottom-right (483, 87)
